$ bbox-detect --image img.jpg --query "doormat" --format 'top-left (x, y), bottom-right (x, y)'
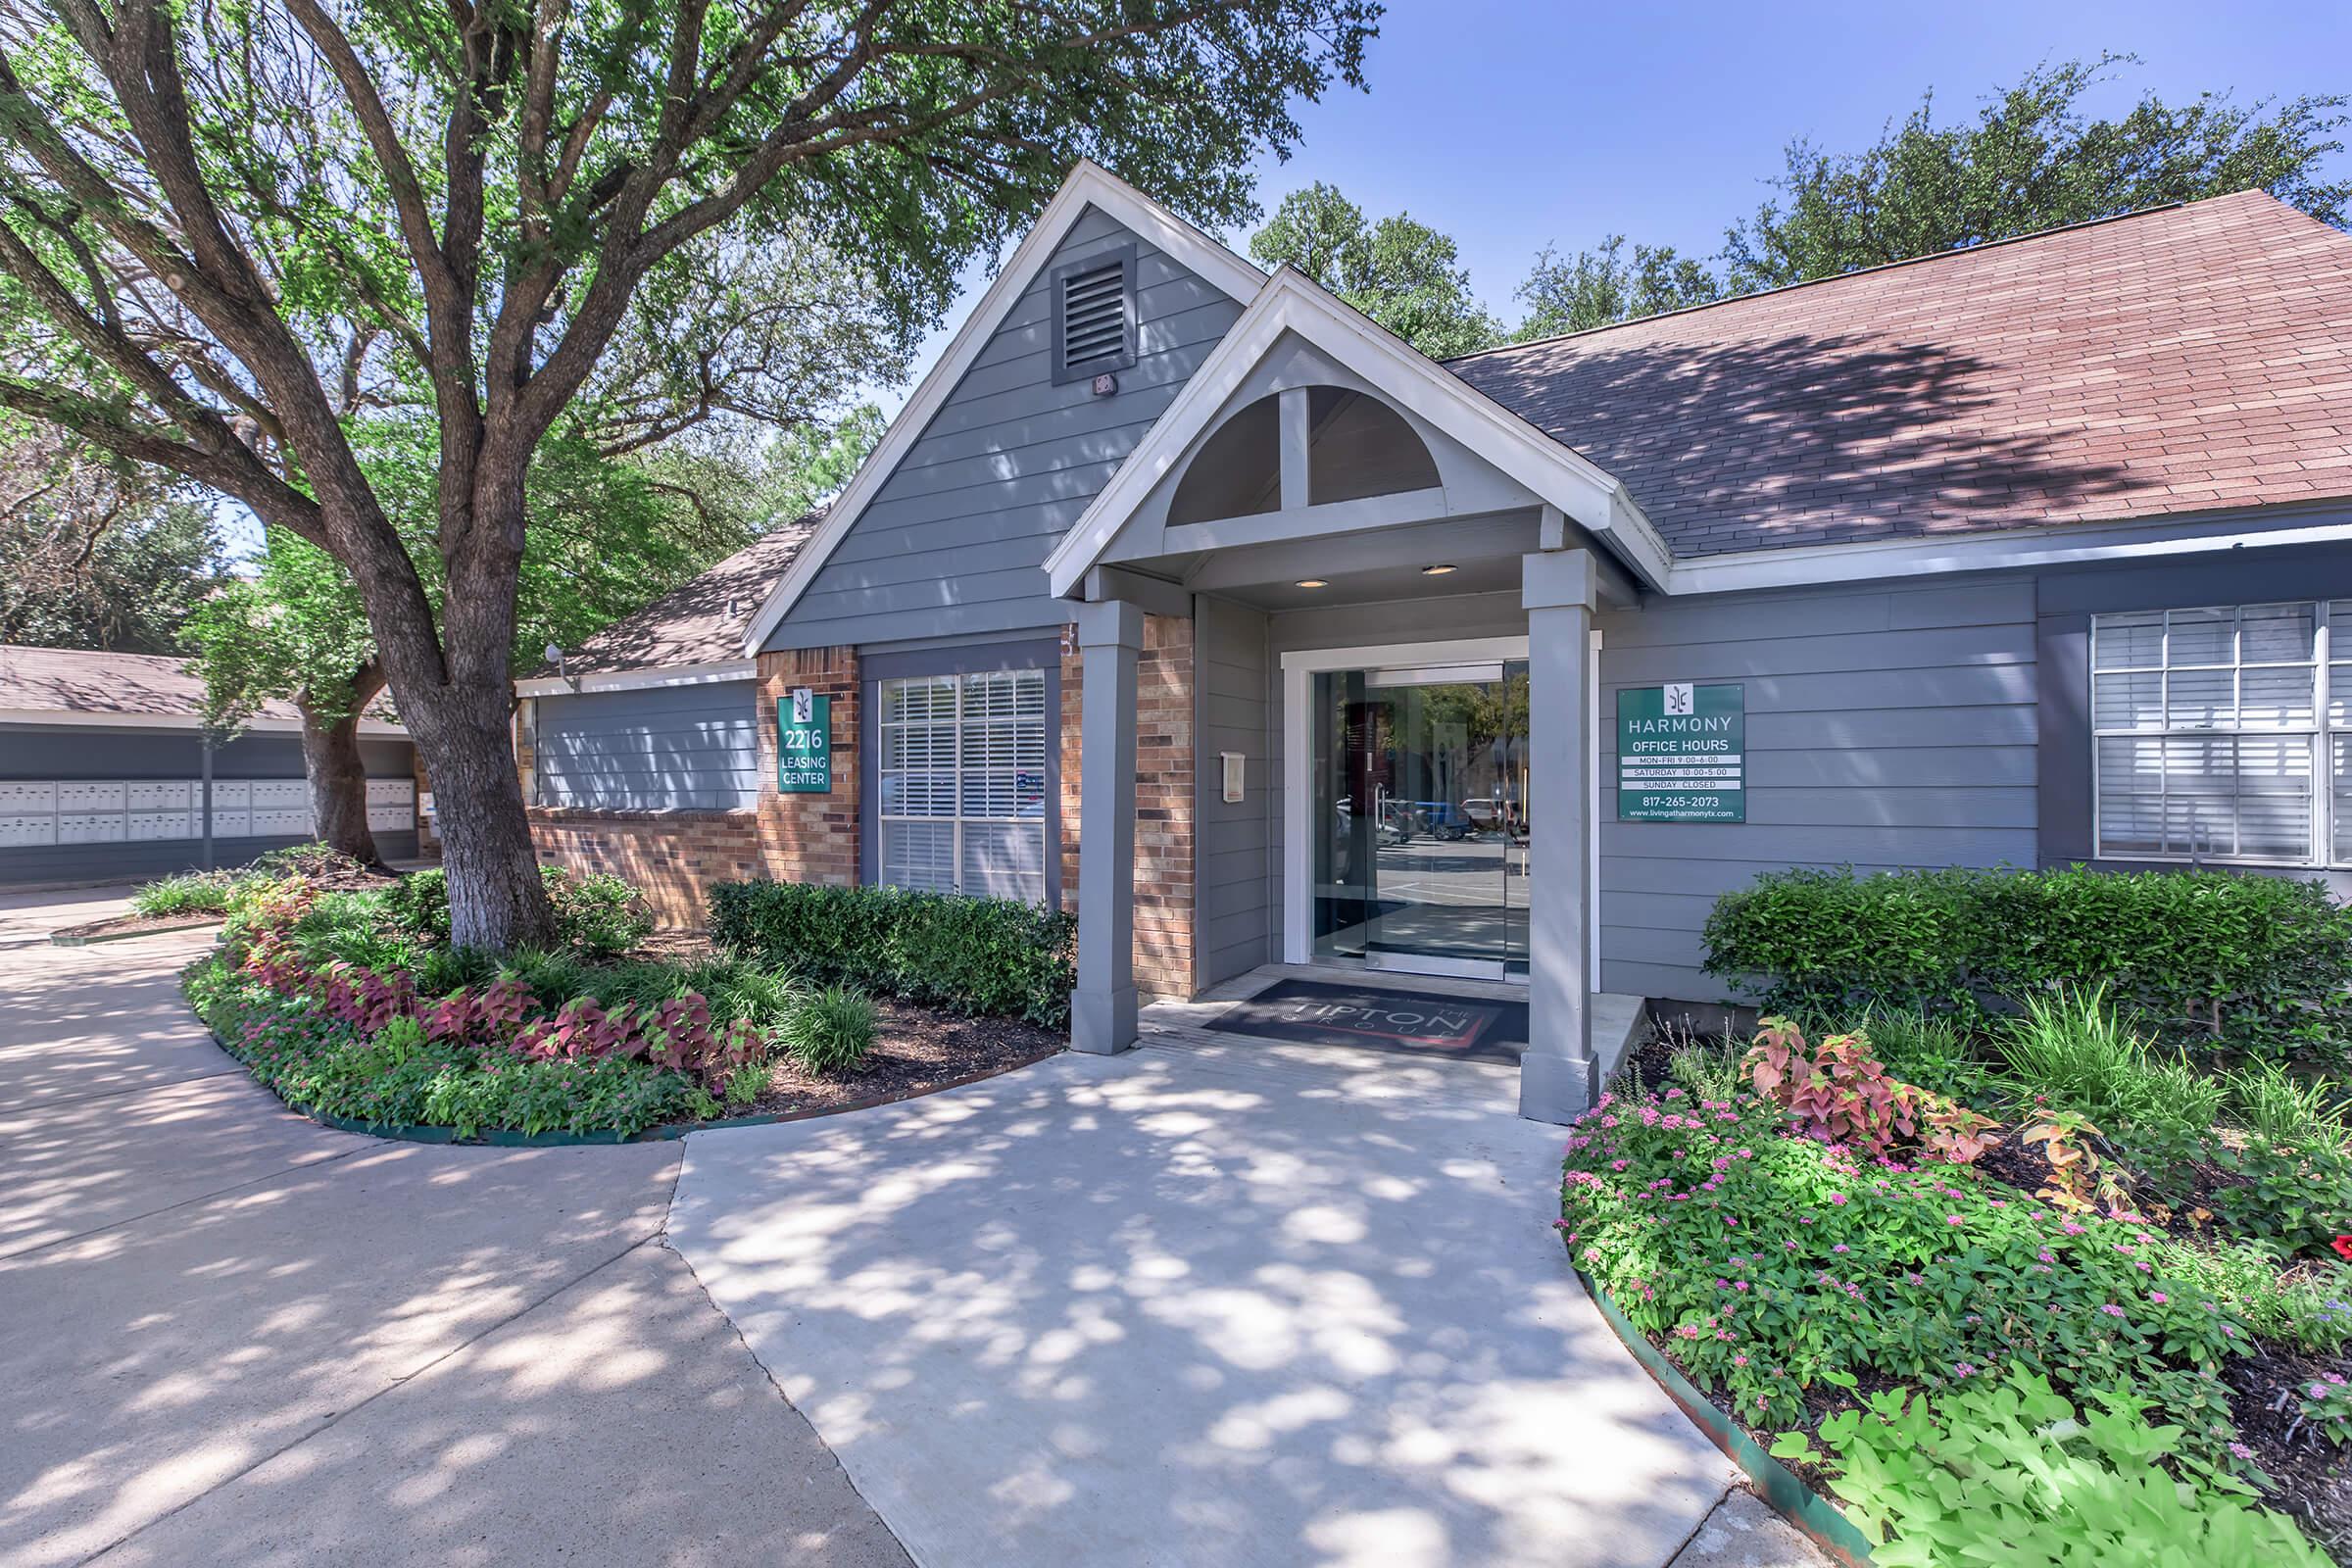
top-left (1204, 978), bottom-right (1527, 1062)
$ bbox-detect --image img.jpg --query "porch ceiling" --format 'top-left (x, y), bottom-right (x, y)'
top-left (1193, 552), bottom-right (1523, 613)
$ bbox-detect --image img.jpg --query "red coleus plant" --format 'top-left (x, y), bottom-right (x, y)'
top-left (1744, 1018), bottom-right (1997, 1165)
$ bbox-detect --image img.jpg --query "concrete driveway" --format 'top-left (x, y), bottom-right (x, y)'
top-left (671, 1033), bottom-right (1753, 1568)
top-left (0, 888), bottom-right (906, 1568)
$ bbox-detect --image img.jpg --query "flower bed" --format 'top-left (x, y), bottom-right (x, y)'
top-left (179, 866), bottom-right (1058, 1141)
top-left (1566, 1015), bottom-right (2352, 1563)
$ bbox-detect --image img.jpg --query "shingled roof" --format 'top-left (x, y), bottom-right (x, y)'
top-left (554, 513), bottom-right (822, 676)
top-left (0, 645), bottom-right (401, 730)
top-left (1446, 190), bottom-right (2352, 558)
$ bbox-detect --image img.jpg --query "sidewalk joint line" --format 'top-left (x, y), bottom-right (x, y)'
top-left (76, 1231), bottom-right (663, 1566)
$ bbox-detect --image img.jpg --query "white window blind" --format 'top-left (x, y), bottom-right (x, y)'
top-left (877, 668), bottom-right (1050, 902)
top-left (2090, 601), bottom-right (2349, 866)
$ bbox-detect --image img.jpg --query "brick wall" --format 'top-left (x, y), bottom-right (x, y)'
top-left (1060, 612), bottom-right (1198, 1002)
top-left (753, 647), bottom-right (861, 888)
top-left (528, 629), bottom-right (1202, 1004)
top-left (529, 808), bottom-right (762, 928)
top-left (527, 647), bottom-right (860, 928)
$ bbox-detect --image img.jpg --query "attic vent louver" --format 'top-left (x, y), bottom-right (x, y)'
top-left (1051, 244), bottom-right (1136, 385)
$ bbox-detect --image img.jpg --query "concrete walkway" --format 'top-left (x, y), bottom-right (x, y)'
top-left (0, 889), bottom-right (906, 1568)
top-left (672, 1031), bottom-right (1748, 1568)
top-left (3, 885), bottom-right (1814, 1568)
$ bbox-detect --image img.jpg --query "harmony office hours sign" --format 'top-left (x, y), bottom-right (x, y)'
top-left (1616, 682), bottom-right (1745, 823)
top-left (776, 687), bottom-right (832, 794)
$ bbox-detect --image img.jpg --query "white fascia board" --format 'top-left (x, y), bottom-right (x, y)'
top-left (736, 160), bottom-right (1266, 658)
top-left (0, 708), bottom-right (407, 736)
top-left (513, 658), bottom-right (756, 698)
top-left (1046, 270), bottom-right (1669, 599)
top-left (1664, 511), bottom-right (2352, 597)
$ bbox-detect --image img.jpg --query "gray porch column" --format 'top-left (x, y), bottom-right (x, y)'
top-left (1520, 550), bottom-right (1596, 1123)
top-left (1070, 599), bottom-right (1144, 1054)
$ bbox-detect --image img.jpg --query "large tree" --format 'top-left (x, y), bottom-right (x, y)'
top-left (0, 0), bottom-right (1374, 949)
top-left (1724, 54), bottom-right (2351, 292)
top-left (1250, 181), bottom-right (1500, 356)
top-left (0, 423), bottom-right (227, 651)
top-left (1510, 236), bottom-right (1720, 342)
top-left (1507, 55), bottom-right (2351, 336)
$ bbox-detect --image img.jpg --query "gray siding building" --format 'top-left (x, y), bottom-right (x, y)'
top-left (523, 162), bottom-right (2352, 1123)
top-left (0, 646), bottom-right (417, 887)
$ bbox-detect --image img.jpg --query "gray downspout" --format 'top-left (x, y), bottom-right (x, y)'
top-left (200, 730), bottom-right (216, 872)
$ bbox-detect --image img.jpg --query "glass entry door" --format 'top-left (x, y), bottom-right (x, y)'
top-left (1309, 661), bottom-right (1530, 978)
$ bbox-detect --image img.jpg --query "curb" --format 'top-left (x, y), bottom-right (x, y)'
top-left (1570, 1252), bottom-right (1877, 1567)
top-left (54, 916), bottom-right (225, 947)
top-left (205, 1024), bottom-right (1064, 1149)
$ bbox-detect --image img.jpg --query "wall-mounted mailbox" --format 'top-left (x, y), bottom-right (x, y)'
top-left (1220, 751), bottom-right (1246, 805)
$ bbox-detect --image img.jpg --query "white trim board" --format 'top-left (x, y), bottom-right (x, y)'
top-left (1663, 512), bottom-right (2352, 597)
top-left (1046, 268), bottom-right (1672, 599)
top-left (738, 160), bottom-right (1266, 658)
top-left (514, 659), bottom-right (756, 698)
top-left (0, 707), bottom-right (407, 737)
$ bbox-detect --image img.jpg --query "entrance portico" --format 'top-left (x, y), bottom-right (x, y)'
top-left (1047, 270), bottom-right (1664, 1121)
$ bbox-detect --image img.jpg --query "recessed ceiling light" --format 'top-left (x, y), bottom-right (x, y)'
top-left (1421, 564), bottom-right (1458, 576)
top-left (1294, 578), bottom-right (1329, 589)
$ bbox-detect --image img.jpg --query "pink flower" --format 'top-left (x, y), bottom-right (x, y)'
top-left (1827, 1193), bottom-right (1848, 1205)
top-left (2151, 1292), bottom-right (2167, 1304)
top-left (2099, 1304), bottom-right (2125, 1318)
top-left (1945, 1214), bottom-right (1965, 1226)
top-left (1733, 1353), bottom-right (1749, 1366)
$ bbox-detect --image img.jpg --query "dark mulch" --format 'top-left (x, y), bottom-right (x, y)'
top-left (2228, 1346), bottom-right (2352, 1556)
top-left (726, 999), bottom-right (1062, 1120)
top-left (626, 928), bottom-right (717, 964)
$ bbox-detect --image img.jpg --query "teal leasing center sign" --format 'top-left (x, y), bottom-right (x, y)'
top-left (1617, 682), bottom-right (1744, 822)
top-left (776, 689), bottom-right (832, 794)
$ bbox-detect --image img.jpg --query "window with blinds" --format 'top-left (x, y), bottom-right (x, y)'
top-left (876, 668), bottom-right (1051, 902)
top-left (1051, 246), bottom-right (1135, 384)
top-left (2091, 601), bottom-right (2352, 866)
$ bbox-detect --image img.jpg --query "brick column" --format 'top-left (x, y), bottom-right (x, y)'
top-left (754, 647), bottom-right (861, 887)
top-left (1059, 611), bottom-right (1197, 1003)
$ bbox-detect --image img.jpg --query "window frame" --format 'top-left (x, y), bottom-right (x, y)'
top-left (861, 640), bottom-right (1062, 905)
top-left (2089, 599), bottom-right (2342, 869)
top-left (1048, 244), bottom-right (1137, 386)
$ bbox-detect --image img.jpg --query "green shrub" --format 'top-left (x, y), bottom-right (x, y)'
top-left (1662, 1024), bottom-right (1743, 1103)
top-left (383, 865), bottom-right (652, 955)
top-left (2141, 1236), bottom-right (2352, 1353)
top-left (416, 944), bottom-right (500, 995)
top-left (1857, 1005), bottom-right (1990, 1101)
top-left (1703, 865), bottom-right (2352, 1060)
top-left (782, 983), bottom-right (878, 1074)
top-left (710, 880), bottom-right (1076, 1027)
top-left (2225, 1059), bottom-right (2348, 1151)
top-left (1769, 1370), bottom-right (2327, 1566)
top-left (1998, 984), bottom-right (2224, 1143)
top-left (129, 870), bottom-right (240, 917)
top-left (381, 868), bottom-right (451, 941)
top-left (545, 866), bottom-right (652, 955)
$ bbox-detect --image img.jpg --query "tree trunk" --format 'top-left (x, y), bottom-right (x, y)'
top-left (395, 671), bottom-right (557, 953)
top-left (297, 697), bottom-right (384, 869)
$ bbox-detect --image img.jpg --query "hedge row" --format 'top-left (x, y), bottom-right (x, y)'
top-left (709, 880), bottom-right (1076, 1028)
top-left (1702, 864), bottom-right (2352, 1059)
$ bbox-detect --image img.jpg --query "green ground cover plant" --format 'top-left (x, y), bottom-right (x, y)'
top-left (1704, 865), bottom-right (2352, 1061)
top-left (382, 865), bottom-right (652, 955)
top-left (710, 880), bottom-right (1076, 1027)
top-left (128, 870), bottom-right (242, 918)
top-left (1769, 1370), bottom-right (2328, 1567)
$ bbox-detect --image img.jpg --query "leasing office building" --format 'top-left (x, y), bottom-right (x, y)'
top-left (517, 164), bottom-right (2352, 1121)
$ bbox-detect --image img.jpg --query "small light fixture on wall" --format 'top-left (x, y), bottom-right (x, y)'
top-left (1294, 578), bottom-right (1328, 589)
top-left (1422, 564), bottom-right (1458, 576)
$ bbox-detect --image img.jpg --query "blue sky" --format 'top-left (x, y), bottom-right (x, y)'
top-left (879, 0), bottom-right (2352, 416)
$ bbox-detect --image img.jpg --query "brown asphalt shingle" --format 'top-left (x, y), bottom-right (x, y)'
top-left (555, 514), bottom-right (820, 676)
top-left (0, 645), bottom-right (308, 723)
top-left (1446, 190), bottom-right (2352, 557)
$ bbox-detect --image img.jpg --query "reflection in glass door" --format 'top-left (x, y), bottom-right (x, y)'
top-left (1309, 662), bottom-right (1530, 979)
